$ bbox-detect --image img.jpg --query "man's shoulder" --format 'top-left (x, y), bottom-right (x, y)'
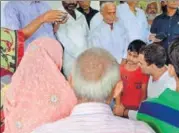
top-left (163, 71), bottom-right (177, 89)
top-left (32, 117), bottom-right (71, 133)
top-left (4, 1), bottom-right (21, 9)
top-left (39, 1), bottom-right (51, 8)
top-left (154, 13), bottom-right (166, 21)
top-left (112, 116), bottom-right (154, 133)
top-left (136, 7), bottom-right (144, 14)
top-left (33, 115), bottom-right (154, 133)
top-left (91, 8), bottom-right (99, 14)
top-left (75, 9), bottom-right (86, 20)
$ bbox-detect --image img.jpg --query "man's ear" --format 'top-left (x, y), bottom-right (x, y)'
top-left (151, 64), bottom-right (156, 70)
top-left (113, 80), bottom-right (123, 98)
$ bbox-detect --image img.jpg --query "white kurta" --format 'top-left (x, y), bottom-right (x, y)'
top-left (117, 3), bottom-right (150, 43)
top-left (90, 12), bottom-right (103, 32)
top-left (56, 8), bottom-right (89, 78)
top-left (88, 21), bottom-right (129, 64)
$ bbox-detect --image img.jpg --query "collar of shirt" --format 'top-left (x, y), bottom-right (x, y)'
top-left (162, 9), bottom-right (179, 18)
top-left (70, 102), bottom-right (113, 116)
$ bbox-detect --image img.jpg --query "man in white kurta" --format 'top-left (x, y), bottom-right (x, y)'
top-left (89, 2), bottom-right (129, 64)
top-left (90, 1), bottom-right (113, 32)
top-left (56, 1), bottom-right (89, 78)
top-left (117, 2), bottom-right (149, 43)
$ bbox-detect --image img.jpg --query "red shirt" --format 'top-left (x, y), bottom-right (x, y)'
top-left (120, 65), bottom-right (149, 110)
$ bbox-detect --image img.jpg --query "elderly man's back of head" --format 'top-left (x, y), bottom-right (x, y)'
top-left (32, 48), bottom-right (155, 133)
top-left (71, 47), bottom-right (119, 102)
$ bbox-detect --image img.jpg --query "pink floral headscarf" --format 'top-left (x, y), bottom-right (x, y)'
top-left (3, 37), bottom-right (77, 133)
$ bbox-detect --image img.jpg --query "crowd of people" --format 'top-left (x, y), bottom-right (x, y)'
top-left (1, 0), bottom-right (179, 133)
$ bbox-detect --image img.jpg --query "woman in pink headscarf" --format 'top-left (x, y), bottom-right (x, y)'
top-left (3, 37), bottom-right (77, 133)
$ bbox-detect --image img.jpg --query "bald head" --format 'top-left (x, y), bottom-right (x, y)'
top-left (71, 48), bottom-right (119, 102)
top-left (101, 2), bottom-right (116, 24)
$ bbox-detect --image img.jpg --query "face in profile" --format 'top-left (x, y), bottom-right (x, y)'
top-left (101, 3), bottom-right (116, 24)
top-left (127, 51), bottom-right (139, 65)
top-left (78, 0), bottom-right (91, 10)
top-left (167, 0), bottom-right (178, 9)
top-left (62, 0), bottom-right (77, 11)
top-left (138, 54), bottom-right (151, 74)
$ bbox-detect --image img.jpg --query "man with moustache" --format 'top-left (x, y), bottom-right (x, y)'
top-left (90, 1), bottom-right (113, 32)
top-left (146, 1), bottom-right (158, 27)
top-left (89, 2), bottom-right (129, 64)
top-left (56, 0), bottom-right (89, 78)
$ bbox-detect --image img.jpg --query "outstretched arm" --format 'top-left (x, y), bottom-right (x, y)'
top-left (22, 10), bottom-right (67, 40)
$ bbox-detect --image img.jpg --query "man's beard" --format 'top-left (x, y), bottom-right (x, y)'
top-left (147, 14), bottom-right (157, 20)
top-left (67, 4), bottom-right (77, 11)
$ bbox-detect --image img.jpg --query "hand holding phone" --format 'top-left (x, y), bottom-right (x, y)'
top-left (149, 33), bottom-right (163, 43)
top-left (58, 12), bottom-right (68, 23)
top-left (156, 33), bottom-right (167, 41)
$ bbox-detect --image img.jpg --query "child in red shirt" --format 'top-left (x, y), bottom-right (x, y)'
top-left (114, 40), bottom-right (149, 117)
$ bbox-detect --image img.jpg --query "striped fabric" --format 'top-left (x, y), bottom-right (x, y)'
top-left (32, 103), bottom-right (155, 133)
top-left (137, 89), bottom-right (179, 133)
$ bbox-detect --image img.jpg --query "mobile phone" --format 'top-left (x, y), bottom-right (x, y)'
top-left (59, 13), bottom-right (68, 22)
top-left (156, 33), bottom-right (167, 40)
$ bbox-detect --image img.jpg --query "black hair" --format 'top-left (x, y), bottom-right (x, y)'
top-left (168, 38), bottom-right (179, 77)
top-left (128, 40), bottom-right (147, 54)
top-left (140, 43), bottom-right (167, 68)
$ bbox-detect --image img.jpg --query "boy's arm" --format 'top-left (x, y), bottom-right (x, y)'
top-left (141, 83), bottom-right (148, 101)
top-left (141, 75), bottom-right (149, 100)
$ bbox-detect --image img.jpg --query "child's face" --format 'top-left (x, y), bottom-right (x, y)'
top-left (127, 51), bottom-right (139, 65)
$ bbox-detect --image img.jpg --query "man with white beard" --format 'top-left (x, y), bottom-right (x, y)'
top-left (88, 2), bottom-right (129, 64)
top-left (146, 1), bottom-right (159, 28)
top-left (56, 0), bottom-right (89, 78)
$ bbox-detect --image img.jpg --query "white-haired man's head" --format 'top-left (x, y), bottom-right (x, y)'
top-left (71, 48), bottom-right (120, 103)
top-left (100, 2), bottom-right (117, 24)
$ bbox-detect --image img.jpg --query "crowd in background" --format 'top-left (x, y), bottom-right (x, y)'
top-left (1, 0), bottom-right (179, 133)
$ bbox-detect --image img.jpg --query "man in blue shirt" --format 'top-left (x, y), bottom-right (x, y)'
top-left (150, 1), bottom-right (179, 50)
top-left (4, 1), bottom-right (66, 49)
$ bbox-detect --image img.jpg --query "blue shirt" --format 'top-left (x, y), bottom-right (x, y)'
top-left (4, 1), bottom-right (56, 49)
top-left (151, 10), bottom-right (179, 49)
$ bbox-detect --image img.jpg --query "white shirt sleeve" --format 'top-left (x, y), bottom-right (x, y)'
top-left (128, 110), bottom-right (137, 120)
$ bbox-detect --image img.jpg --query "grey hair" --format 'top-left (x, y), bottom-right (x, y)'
top-left (71, 48), bottom-right (120, 102)
top-left (100, 1), bottom-right (114, 11)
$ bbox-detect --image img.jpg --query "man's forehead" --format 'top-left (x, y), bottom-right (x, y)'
top-left (105, 3), bottom-right (116, 10)
top-left (129, 51), bottom-right (138, 55)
